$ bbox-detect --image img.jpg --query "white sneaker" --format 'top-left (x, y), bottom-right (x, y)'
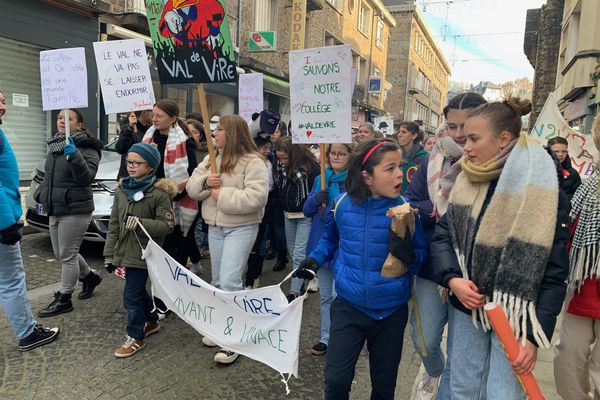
top-left (189, 261), bottom-right (202, 275)
top-left (214, 348), bottom-right (239, 364)
top-left (307, 277), bottom-right (319, 293)
top-left (202, 336), bottom-right (218, 347)
top-left (416, 369), bottom-right (440, 400)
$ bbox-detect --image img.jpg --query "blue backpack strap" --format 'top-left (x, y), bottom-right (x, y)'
top-left (333, 193), bottom-right (350, 230)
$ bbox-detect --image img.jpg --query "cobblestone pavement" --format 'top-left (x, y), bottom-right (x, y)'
top-left (0, 233), bottom-right (420, 399)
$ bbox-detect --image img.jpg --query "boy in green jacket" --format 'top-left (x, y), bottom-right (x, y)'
top-left (103, 143), bottom-right (177, 358)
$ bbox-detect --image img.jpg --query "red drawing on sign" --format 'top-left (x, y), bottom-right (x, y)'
top-left (306, 130), bottom-right (312, 138)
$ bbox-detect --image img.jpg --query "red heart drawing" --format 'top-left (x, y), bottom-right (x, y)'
top-left (306, 130), bottom-right (312, 138)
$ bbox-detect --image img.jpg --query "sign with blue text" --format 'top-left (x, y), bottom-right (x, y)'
top-left (144, 0), bottom-right (238, 84)
top-left (93, 39), bottom-right (156, 114)
top-left (40, 47), bottom-right (88, 111)
top-left (289, 45), bottom-right (352, 144)
top-left (143, 238), bottom-right (303, 386)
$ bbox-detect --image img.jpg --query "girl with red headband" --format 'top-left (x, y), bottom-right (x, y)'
top-left (294, 139), bottom-right (427, 399)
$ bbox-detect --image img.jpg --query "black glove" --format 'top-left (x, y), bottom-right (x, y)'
top-left (315, 190), bottom-right (329, 204)
top-left (105, 263), bottom-right (117, 273)
top-left (388, 227), bottom-right (416, 264)
top-left (292, 258), bottom-right (320, 280)
top-left (0, 222), bottom-right (23, 245)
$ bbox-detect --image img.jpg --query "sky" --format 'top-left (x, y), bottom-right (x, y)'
top-left (417, 0), bottom-right (547, 85)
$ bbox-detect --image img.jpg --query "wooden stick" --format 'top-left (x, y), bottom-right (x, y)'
top-left (196, 83), bottom-right (217, 173)
top-left (484, 303), bottom-right (545, 400)
top-left (320, 143), bottom-right (326, 208)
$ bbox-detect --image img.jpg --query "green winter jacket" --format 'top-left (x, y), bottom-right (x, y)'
top-left (103, 179), bottom-right (177, 269)
top-left (401, 145), bottom-right (428, 193)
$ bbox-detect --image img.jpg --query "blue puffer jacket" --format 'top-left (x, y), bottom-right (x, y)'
top-left (0, 128), bottom-right (22, 230)
top-left (309, 194), bottom-right (427, 319)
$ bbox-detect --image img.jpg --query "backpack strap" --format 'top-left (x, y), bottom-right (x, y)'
top-left (333, 193), bottom-right (350, 230)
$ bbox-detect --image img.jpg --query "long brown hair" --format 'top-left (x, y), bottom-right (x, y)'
top-left (154, 99), bottom-right (193, 136)
top-left (273, 136), bottom-right (317, 179)
top-left (218, 115), bottom-right (260, 174)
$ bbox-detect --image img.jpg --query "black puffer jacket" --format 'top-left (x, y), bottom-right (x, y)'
top-left (431, 184), bottom-right (570, 347)
top-left (34, 133), bottom-right (103, 216)
top-left (559, 157), bottom-right (581, 200)
top-left (115, 122), bottom-right (148, 180)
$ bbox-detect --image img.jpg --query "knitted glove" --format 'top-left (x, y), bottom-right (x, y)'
top-left (0, 223), bottom-right (22, 245)
top-left (315, 190), bottom-right (329, 204)
top-left (388, 227), bottom-right (416, 264)
top-left (64, 136), bottom-right (77, 157)
top-left (125, 215), bottom-right (140, 231)
top-left (292, 258), bottom-right (320, 280)
top-left (104, 257), bottom-right (116, 273)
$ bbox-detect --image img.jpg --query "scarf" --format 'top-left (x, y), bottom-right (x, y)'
top-left (313, 167), bottom-right (348, 207)
top-left (142, 125), bottom-right (198, 236)
top-left (446, 134), bottom-right (558, 348)
top-left (46, 131), bottom-right (87, 154)
top-left (121, 174), bottom-right (156, 201)
top-left (427, 134), bottom-right (465, 218)
top-left (569, 169), bottom-right (600, 289)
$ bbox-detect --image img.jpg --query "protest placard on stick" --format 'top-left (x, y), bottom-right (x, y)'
top-left (239, 73), bottom-right (264, 123)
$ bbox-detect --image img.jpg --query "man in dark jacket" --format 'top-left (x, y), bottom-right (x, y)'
top-left (115, 111), bottom-right (152, 180)
top-left (0, 89), bottom-right (59, 351)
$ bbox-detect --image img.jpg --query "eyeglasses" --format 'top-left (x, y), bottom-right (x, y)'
top-left (329, 152), bottom-right (348, 159)
top-left (125, 160), bottom-right (147, 168)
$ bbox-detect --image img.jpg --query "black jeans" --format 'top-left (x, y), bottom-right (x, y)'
top-left (324, 298), bottom-right (408, 400)
top-left (123, 267), bottom-right (158, 340)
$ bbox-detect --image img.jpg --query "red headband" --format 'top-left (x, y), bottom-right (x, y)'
top-left (362, 141), bottom-right (386, 166)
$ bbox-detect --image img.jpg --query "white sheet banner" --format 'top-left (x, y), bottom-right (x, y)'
top-left (40, 47), bottom-right (88, 111)
top-left (143, 238), bottom-right (303, 380)
top-left (289, 44), bottom-right (352, 144)
top-left (531, 92), bottom-right (596, 177)
top-left (93, 39), bottom-right (156, 114)
top-left (239, 73), bottom-right (264, 123)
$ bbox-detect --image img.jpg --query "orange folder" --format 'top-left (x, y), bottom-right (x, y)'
top-left (484, 302), bottom-right (544, 400)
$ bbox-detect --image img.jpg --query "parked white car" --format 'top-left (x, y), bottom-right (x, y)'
top-left (25, 141), bottom-right (120, 242)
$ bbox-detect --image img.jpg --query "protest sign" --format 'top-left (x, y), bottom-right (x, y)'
top-left (238, 73), bottom-right (264, 122)
top-left (289, 45), bottom-right (352, 144)
top-left (531, 92), bottom-right (596, 177)
top-left (144, 0), bottom-right (238, 84)
top-left (142, 237), bottom-right (302, 385)
top-left (374, 116), bottom-right (394, 136)
top-left (40, 47), bottom-right (88, 111)
top-left (93, 39), bottom-right (155, 114)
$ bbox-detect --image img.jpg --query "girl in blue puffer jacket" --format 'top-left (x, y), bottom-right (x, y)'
top-left (294, 139), bottom-right (427, 400)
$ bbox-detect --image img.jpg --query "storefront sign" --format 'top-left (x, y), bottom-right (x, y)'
top-left (532, 92), bottom-right (596, 177)
top-left (144, 0), bottom-right (238, 84)
top-left (249, 31), bottom-right (276, 52)
top-left (93, 39), bottom-right (156, 114)
top-left (289, 45), bottom-right (352, 144)
top-left (368, 76), bottom-right (382, 94)
top-left (12, 93), bottom-right (29, 107)
top-left (290, 0), bottom-right (307, 51)
top-left (238, 73), bottom-right (264, 122)
top-left (40, 47), bottom-right (88, 111)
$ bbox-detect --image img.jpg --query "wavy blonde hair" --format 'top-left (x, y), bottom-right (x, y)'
top-left (218, 115), bottom-right (261, 174)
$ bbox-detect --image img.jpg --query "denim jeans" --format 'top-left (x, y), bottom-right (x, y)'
top-left (441, 304), bottom-right (525, 400)
top-left (49, 213), bottom-right (92, 294)
top-left (325, 297), bottom-right (408, 400)
top-left (284, 216), bottom-right (311, 293)
top-left (318, 267), bottom-right (336, 345)
top-left (410, 277), bottom-right (448, 378)
top-left (123, 267), bottom-right (158, 340)
top-left (0, 242), bottom-right (36, 340)
top-left (208, 224), bottom-right (259, 292)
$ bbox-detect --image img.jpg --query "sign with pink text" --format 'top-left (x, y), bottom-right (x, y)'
top-left (289, 45), bottom-right (352, 144)
top-left (93, 39), bottom-right (155, 114)
top-left (238, 73), bottom-right (263, 122)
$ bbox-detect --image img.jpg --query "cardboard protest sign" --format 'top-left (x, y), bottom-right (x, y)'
top-left (143, 238), bottom-right (302, 384)
top-left (40, 47), bottom-right (88, 111)
top-left (531, 92), bottom-right (596, 177)
top-left (93, 39), bottom-right (155, 114)
top-left (374, 116), bottom-right (394, 136)
top-left (289, 45), bottom-right (352, 144)
top-left (238, 73), bottom-right (263, 122)
top-left (144, 0), bottom-right (238, 84)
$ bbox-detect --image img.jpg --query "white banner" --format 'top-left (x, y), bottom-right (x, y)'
top-left (143, 238), bottom-right (303, 381)
top-left (40, 47), bottom-right (88, 111)
top-left (531, 92), bottom-right (596, 177)
top-left (239, 73), bottom-right (264, 123)
top-left (289, 45), bottom-right (352, 144)
top-left (93, 39), bottom-right (156, 114)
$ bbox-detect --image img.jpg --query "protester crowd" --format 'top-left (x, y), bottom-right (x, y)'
top-left (2, 85), bottom-right (599, 399)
